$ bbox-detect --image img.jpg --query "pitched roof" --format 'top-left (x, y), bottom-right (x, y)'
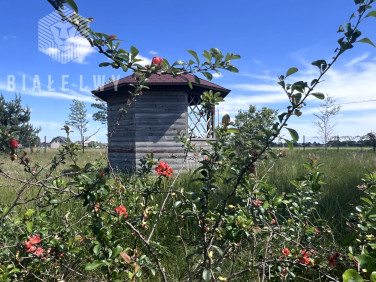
top-left (50, 136), bottom-right (67, 143)
top-left (92, 73), bottom-right (231, 101)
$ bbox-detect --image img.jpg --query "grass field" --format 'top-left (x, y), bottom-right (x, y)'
top-left (2, 147), bottom-right (374, 232)
top-left (1, 147), bottom-right (375, 280)
top-left (264, 148), bottom-right (376, 235)
top-left (0, 148), bottom-right (107, 206)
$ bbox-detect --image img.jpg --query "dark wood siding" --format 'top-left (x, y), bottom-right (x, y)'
top-left (107, 90), bottom-right (188, 172)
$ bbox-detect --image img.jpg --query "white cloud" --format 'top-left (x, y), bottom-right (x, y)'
top-left (31, 120), bottom-right (62, 131)
top-left (212, 72), bottom-right (223, 78)
top-left (229, 83), bottom-right (281, 92)
top-left (240, 73), bottom-right (276, 81)
top-left (345, 53), bottom-right (369, 67)
top-left (0, 80), bottom-right (95, 103)
top-left (39, 37), bottom-right (95, 64)
top-left (135, 54), bottom-right (152, 66)
top-left (217, 54), bottom-right (376, 141)
top-left (149, 50), bottom-right (158, 55)
top-left (252, 59), bottom-right (265, 67)
top-left (68, 37), bottom-right (95, 64)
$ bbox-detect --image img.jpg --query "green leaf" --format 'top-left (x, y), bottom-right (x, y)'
top-left (274, 195), bottom-right (284, 206)
top-left (361, 197), bottom-right (372, 206)
top-left (93, 244), bottom-right (100, 255)
top-left (311, 60), bottom-right (327, 71)
top-left (85, 260), bottom-right (103, 271)
top-left (26, 221), bottom-right (33, 233)
top-left (202, 72), bottom-right (213, 81)
top-left (226, 128), bottom-right (239, 134)
top-left (311, 92), bottom-right (325, 100)
top-left (355, 255), bottom-right (376, 273)
top-left (343, 269), bottom-right (364, 281)
top-left (64, 0), bottom-right (78, 13)
top-left (202, 269), bottom-right (211, 281)
top-left (202, 50), bottom-right (211, 63)
top-left (366, 10), bottom-right (376, 18)
top-left (130, 46), bottom-right (139, 59)
top-left (9, 268), bottom-right (20, 274)
top-left (358, 38), bottom-right (376, 47)
top-left (2, 206), bottom-right (9, 216)
top-left (285, 67), bottom-right (298, 78)
top-left (173, 60), bottom-right (186, 66)
top-left (284, 139), bottom-right (294, 151)
top-left (69, 247), bottom-right (80, 253)
top-left (370, 271), bottom-right (376, 282)
top-left (174, 201), bottom-right (182, 208)
top-left (278, 113), bottom-right (287, 123)
top-left (111, 246), bottom-right (123, 258)
top-left (286, 128), bottom-right (299, 142)
top-left (227, 66), bottom-right (239, 73)
top-left (188, 50), bottom-right (200, 65)
top-left (99, 62), bottom-right (111, 67)
top-left (294, 109), bottom-right (302, 117)
top-left (194, 75), bottom-right (201, 85)
top-left (212, 245), bottom-right (224, 256)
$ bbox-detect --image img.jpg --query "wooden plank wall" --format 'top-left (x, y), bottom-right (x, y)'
top-left (135, 90), bottom-right (187, 172)
top-left (106, 89), bottom-right (215, 174)
top-left (107, 93), bottom-right (136, 170)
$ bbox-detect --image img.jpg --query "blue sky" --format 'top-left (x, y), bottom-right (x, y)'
top-left (1, 0), bottom-right (376, 143)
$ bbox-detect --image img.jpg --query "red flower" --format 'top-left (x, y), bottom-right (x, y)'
top-left (299, 256), bottom-right (311, 265)
top-left (26, 245), bottom-right (36, 253)
top-left (282, 248), bottom-right (290, 256)
top-left (152, 57), bottom-right (163, 66)
top-left (34, 247), bottom-right (44, 257)
top-left (314, 228), bottom-right (319, 234)
top-left (94, 203), bottom-right (100, 212)
top-left (154, 161), bottom-right (173, 178)
top-left (253, 200), bottom-right (262, 207)
top-left (25, 241), bottom-right (33, 249)
top-left (29, 235), bottom-right (41, 245)
top-left (328, 252), bottom-right (341, 267)
top-left (271, 219), bottom-right (276, 224)
top-left (115, 205), bottom-right (128, 218)
top-left (8, 139), bottom-right (18, 149)
top-left (299, 250), bottom-right (312, 265)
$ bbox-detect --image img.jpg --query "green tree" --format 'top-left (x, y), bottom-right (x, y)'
top-left (312, 96), bottom-right (341, 150)
top-left (91, 96), bottom-right (107, 125)
top-left (232, 105), bottom-right (277, 156)
top-left (366, 131), bottom-right (376, 151)
top-left (66, 99), bottom-right (88, 142)
top-left (0, 94), bottom-right (41, 149)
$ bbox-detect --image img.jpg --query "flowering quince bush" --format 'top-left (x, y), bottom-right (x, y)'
top-left (154, 161), bottom-right (174, 178)
top-left (1, 0), bottom-right (376, 281)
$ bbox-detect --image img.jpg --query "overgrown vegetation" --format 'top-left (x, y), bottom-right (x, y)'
top-left (1, 0), bottom-right (376, 281)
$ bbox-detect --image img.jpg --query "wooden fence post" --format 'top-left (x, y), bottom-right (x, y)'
top-left (82, 136), bottom-right (85, 153)
top-left (303, 135), bottom-right (306, 151)
top-left (44, 136), bottom-right (46, 153)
